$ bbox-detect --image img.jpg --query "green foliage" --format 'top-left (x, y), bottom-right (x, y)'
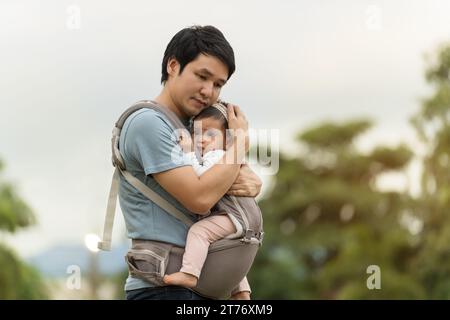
top-left (369, 145), bottom-right (413, 171)
top-left (298, 120), bottom-right (372, 149)
top-left (0, 243), bottom-right (48, 299)
top-left (0, 182), bottom-right (35, 232)
top-left (407, 115), bottom-right (450, 244)
top-left (248, 42), bottom-right (450, 299)
top-left (425, 45), bottom-right (450, 85)
top-left (408, 43), bottom-right (450, 298)
top-left (0, 160), bottom-right (48, 299)
top-left (249, 117), bottom-right (420, 299)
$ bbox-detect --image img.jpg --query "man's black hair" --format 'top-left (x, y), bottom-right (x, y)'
top-left (161, 25), bottom-right (235, 84)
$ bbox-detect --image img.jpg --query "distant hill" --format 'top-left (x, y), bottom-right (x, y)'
top-left (27, 242), bottom-right (130, 278)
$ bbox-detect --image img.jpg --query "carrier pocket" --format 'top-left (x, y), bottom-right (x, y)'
top-left (125, 247), bottom-right (170, 286)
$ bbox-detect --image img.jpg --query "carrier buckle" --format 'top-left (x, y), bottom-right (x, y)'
top-left (240, 229), bottom-right (255, 244)
top-left (258, 231), bottom-right (264, 242)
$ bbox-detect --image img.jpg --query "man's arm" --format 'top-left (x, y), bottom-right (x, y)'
top-left (153, 104), bottom-right (248, 214)
top-left (153, 162), bottom-right (240, 214)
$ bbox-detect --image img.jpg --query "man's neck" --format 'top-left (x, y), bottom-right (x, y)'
top-left (154, 89), bottom-right (188, 122)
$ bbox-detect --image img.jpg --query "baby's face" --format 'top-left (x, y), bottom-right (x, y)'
top-left (193, 117), bottom-right (226, 155)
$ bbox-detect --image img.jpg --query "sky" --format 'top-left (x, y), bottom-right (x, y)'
top-left (1, 0), bottom-right (450, 258)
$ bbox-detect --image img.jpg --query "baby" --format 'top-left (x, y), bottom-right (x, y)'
top-left (163, 102), bottom-right (260, 298)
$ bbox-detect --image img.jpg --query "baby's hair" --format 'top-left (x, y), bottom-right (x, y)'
top-left (193, 102), bottom-right (228, 129)
top-left (191, 102), bottom-right (232, 149)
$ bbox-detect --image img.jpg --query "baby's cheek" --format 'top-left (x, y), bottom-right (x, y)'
top-left (214, 137), bottom-right (226, 150)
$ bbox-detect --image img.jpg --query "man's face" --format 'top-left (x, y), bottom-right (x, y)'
top-left (167, 54), bottom-right (229, 119)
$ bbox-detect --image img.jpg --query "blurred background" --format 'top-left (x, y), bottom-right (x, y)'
top-left (1, 0), bottom-right (450, 299)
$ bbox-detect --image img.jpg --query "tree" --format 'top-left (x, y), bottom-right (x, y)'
top-left (0, 158), bottom-right (48, 299)
top-left (249, 120), bottom-right (424, 299)
top-left (410, 43), bottom-right (450, 299)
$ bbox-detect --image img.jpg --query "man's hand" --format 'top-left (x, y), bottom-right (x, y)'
top-left (226, 164), bottom-right (262, 197)
top-left (230, 291), bottom-right (251, 300)
top-left (227, 104), bottom-right (249, 154)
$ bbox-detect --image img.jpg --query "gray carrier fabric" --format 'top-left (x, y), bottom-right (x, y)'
top-left (99, 100), bottom-right (264, 299)
top-left (126, 238), bottom-right (260, 299)
top-left (213, 196), bottom-right (263, 242)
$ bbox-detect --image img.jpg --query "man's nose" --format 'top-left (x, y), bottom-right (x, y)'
top-left (200, 81), bottom-right (214, 99)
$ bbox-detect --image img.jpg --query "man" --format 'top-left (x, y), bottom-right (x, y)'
top-left (120, 25), bottom-right (262, 300)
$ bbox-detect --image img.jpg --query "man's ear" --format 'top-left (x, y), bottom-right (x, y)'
top-left (167, 57), bottom-right (180, 78)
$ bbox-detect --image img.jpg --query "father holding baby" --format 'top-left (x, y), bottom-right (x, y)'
top-left (118, 25), bottom-right (262, 300)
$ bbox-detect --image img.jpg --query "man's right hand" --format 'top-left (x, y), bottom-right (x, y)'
top-left (227, 164), bottom-right (262, 197)
top-left (226, 104), bottom-right (249, 157)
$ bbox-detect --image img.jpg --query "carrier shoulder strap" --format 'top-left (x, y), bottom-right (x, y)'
top-left (98, 100), bottom-right (195, 251)
top-left (112, 100), bottom-right (192, 170)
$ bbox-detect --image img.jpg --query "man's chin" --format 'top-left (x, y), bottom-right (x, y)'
top-left (185, 105), bottom-right (203, 117)
top-left (190, 99), bottom-right (208, 112)
top-left (191, 109), bottom-right (202, 116)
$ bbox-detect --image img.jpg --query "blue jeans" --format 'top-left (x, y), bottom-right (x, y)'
top-left (125, 286), bottom-right (211, 300)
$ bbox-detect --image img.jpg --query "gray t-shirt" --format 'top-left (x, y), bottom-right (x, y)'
top-left (118, 108), bottom-right (196, 291)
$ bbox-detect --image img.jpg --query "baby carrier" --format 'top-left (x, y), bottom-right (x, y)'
top-left (98, 100), bottom-right (264, 299)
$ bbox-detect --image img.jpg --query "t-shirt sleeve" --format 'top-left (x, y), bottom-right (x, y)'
top-left (122, 110), bottom-right (192, 175)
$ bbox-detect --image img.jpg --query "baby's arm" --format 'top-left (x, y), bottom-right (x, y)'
top-left (185, 151), bottom-right (203, 174)
top-left (177, 133), bottom-right (207, 175)
top-left (194, 150), bottom-right (226, 176)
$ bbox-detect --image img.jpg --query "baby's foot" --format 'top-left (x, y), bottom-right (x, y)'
top-left (163, 272), bottom-right (198, 288)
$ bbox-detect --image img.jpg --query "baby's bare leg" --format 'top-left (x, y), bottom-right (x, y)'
top-left (163, 215), bottom-right (236, 288)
